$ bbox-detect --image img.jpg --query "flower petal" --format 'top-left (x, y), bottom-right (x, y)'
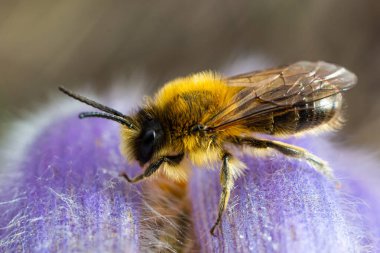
top-left (190, 136), bottom-right (377, 252)
top-left (0, 114), bottom-right (141, 252)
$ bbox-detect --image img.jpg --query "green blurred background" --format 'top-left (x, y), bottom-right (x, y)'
top-left (0, 0), bottom-right (379, 151)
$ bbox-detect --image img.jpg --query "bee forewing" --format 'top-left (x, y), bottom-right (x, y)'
top-left (207, 61), bottom-right (357, 130)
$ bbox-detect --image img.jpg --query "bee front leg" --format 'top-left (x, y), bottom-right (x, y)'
top-left (120, 157), bottom-right (166, 183)
top-left (210, 153), bottom-right (234, 236)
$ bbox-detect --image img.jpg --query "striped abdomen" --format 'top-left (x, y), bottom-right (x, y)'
top-left (251, 93), bottom-right (343, 136)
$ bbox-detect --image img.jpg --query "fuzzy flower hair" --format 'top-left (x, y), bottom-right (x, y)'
top-left (0, 87), bottom-right (379, 252)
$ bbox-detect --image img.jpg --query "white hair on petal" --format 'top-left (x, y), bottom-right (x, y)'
top-left (0, 76), bottom-right (190, 252)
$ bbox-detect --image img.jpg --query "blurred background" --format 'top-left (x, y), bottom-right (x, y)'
top-left (0, 0), bottom-right (379, 153)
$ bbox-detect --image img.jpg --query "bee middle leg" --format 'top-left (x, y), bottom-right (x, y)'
top-left (210, 153), bottom-right (234, 236)
top-left (232, 137), bottom-right (333, 178)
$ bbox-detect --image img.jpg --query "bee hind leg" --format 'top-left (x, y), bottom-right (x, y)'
top-left (210, 153), bottom-right (234, 236)
top-left (232, 137), bottom-right (333, 179)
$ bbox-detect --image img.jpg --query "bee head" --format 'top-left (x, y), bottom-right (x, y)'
top-left (58, 87), bottom-right (166, 166)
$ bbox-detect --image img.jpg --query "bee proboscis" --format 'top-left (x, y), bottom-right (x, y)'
top-left (59, 61), bottom-right (357, 235)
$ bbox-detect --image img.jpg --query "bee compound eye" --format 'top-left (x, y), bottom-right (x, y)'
top-left (137, 129), bottom-right (157, 164)
top-left (142, 130), bottom-right (156, 144)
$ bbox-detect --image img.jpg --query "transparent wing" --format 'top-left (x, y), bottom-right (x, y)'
top-left (205, 61), bottom-right (357, 130)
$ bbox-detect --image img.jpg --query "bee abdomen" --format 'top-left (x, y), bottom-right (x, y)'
top-left (255, 93), bottom-right (343, 135)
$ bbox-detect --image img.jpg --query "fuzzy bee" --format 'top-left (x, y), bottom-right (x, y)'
top-left (59, 61), bottom-right (356, 235)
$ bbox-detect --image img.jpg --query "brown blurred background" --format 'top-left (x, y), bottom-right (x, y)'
top-left (0, 0), bottom-right (379, 152)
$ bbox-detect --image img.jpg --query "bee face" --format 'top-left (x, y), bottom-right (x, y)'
top-left (133, 109), bottom-right (165, 165)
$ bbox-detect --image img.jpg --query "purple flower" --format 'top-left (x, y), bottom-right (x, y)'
top-left (190, 136), bottom-right (380, 252)
top-left (0, 113), bottom-right (142, 252)
top-left (0, 95), bottom-right (379, 252)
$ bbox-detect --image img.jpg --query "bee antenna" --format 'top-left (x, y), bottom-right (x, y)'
top-left (58, 86), bottom-right (136, 129)
top-left (58, 86), bottom-right (127, 117)
top-left (79, 112), bottom-right (135, 129)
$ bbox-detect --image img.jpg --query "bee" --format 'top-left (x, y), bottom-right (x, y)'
top-left (59, 61), bottom-right (357, 235)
